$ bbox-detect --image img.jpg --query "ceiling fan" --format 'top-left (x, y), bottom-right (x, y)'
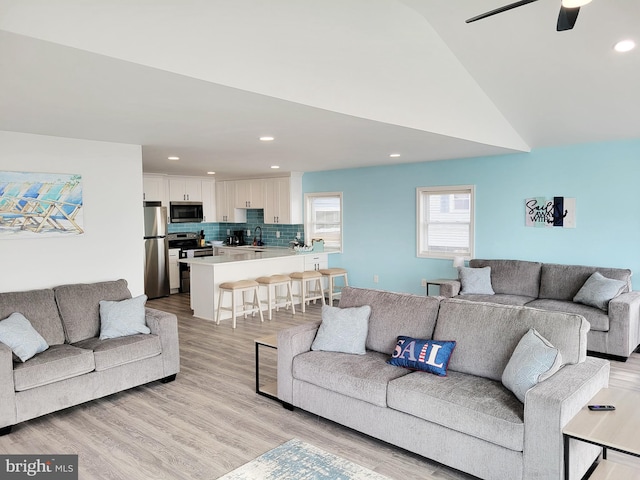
top-left (466, 0), bottom-right (592, 31)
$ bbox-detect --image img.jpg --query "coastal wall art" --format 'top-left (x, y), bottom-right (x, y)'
top-left (525, 196), bottom-right (576, 228)
top-left (0, 171), bottom-right (84, 238)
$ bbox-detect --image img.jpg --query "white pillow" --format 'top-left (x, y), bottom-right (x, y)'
top-left (458, 266), bottom-right (495, 295)
top-left (311, 305), bottom-right (371, 355)
top-left (99, 295), bottom-right (150, 340)
top-left (0, 312), bottom-right (49, 362)
top-left (502, 329), bottom-right (562, 403)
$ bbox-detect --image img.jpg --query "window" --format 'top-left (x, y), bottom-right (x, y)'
top-left (417, 185), bottom-right (474, 259)
top-left (305, 192), bottom-right (342, 251)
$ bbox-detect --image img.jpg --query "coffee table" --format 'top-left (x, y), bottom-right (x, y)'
top-left (563, 387), bottom-right (640, 479)
top-left (255, 334), bottom-right (278, 401)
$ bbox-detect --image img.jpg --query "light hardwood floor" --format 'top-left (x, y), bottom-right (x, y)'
top-left (0, 293), bottom-right (639, 479)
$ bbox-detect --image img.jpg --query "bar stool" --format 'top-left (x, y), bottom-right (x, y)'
top-left (290, 270), bottom-right (325, 313)
top-left (319, 267), bottom-right (349, 305)
top-left (216, 280), bottom-right (264, 328)
top-left (256, 274), bottom-right (295, 320)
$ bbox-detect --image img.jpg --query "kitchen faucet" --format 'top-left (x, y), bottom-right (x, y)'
top-left (254, 226), bottom-right (263, 246)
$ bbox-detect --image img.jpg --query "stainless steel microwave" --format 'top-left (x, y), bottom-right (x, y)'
top-left (169, 201), bottom-right (203, 223)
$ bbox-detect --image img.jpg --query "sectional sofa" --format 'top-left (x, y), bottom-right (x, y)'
top-left (278, 286), bottom-right (609, 480)
top-left (439, 259), bottom-right (640, 359)
top-left (0, 279), bottom-right (180, 434)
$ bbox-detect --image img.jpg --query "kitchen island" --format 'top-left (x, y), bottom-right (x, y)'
top-left (180, 247), bottom-right (335, 322)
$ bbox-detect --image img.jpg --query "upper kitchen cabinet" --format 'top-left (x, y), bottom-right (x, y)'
top-left (234, 179), bottom-right (265, 209)
top-left (143, 174), bottom-right (167, 204)
top-left (201, 180), bottom-right (216, 223)
top-left (169, 177), bottom-right (203, 202)
top-left (264, 174), bottom-right (303, 224)
top-left (216, 181), bottom-right (247, 223)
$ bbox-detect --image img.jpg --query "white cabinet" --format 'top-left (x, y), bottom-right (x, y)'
top-left (214, 246), bottom-right (247, 256)
top-left (168, 248), bottom-right (181, 293)
top-left (264, 174), bottom-right (302, 224)
top-left (216, 181), bottom-right (247, 223)
top-left (234, 179), bottom-right (265, 209)
top-left (304, 253), bottom-right (328, 271)
top-left (143, 175), bottom-right (166, 204)
top-left (169, 177), bottom-right (202, 202)
top-left (201, 180), bottom-right (216, 223)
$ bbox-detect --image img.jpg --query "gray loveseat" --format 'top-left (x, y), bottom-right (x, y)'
top-left (439, 259), bottom-right (640, 359)
top-left (0, 279), bottom-right (180, 434)
top-left (278, 286), bottom-right (609, 480)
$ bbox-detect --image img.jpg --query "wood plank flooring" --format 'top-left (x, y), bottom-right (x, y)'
top-left (0, 293), bottom-right (639, 479)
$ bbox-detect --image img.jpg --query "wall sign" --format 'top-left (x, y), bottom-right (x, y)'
top-left (0, 171), bottom-right (84, 238)
top-left (525, 196), bottom-right (576, 228)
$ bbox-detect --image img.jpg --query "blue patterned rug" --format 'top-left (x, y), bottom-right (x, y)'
top-left (218, 439), bottom-right (391, 480)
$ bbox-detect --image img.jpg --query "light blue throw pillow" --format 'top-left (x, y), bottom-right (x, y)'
top-left (573, 271), bottom-right (626, 312)
top-left (0, 312), bottom-right (49, 362)
top-left (311, 305), bottom-right (371, 355)
top-left (458, 266), bottom-right (495, 295)
top-left (99, 295), bottom-right (150, 340)
top-left (502, 329), bottom-right (562, 403)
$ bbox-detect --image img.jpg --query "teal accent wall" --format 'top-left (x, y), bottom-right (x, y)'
top-left (303, 139), bottom-right (640, 294)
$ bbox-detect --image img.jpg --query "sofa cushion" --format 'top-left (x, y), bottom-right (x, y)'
top-left (469, 259), bottom-right (542, 297)
top-left (338, 287), bottom-right (440, 355)
top-left (13, 344), bottom-right (95, 392)
top-left (434, 299), bottom-right (588, 381)
top-left (387, 336), bottom-right (456, 376)
top-left (0, 312), bottom-right (49, 362)
top-left (99, 295), bottom-right (150, 340)
top-left (538, 263), bottom-right (631, 301)
top-left (458, 266), bottom-right (494, 295)
top-left (74, 334), bottom-right (161, 371)
top-left (573, 272), bottom-right (626, 312)
top-left (0, 288), bottom-right (65, 346)
top-left (54, 279), bottom-right (131, 343)
top-left (311, 305), bottom-right (371, 355)
top-left (454, 294), bottom-right (536, 307)
top-left (388, 370), bottom-right (524, 451)
top-left (526, 299), bottom-right (609, 332)
top-left (292, 350), bottom-right (410, 407)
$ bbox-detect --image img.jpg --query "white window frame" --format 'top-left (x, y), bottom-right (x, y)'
top-left (416, 185), bottom-right (475, 259)
top-left (304, 192), bottom-right (343, 252)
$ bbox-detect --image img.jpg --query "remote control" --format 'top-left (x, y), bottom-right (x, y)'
top-left (588, 405), bottom-right (615, 411)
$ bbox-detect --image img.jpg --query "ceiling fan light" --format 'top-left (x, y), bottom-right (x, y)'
top-left (561, 0), bottom-right (592, 8)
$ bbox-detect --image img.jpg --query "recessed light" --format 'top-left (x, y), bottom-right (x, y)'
top-left (614, 39), bottom-right (636, 53)
top-left (168, 156), bottom-right (180, 161)
top-left (270, 165), bottom-right (280, 169)
top-left (207, 171), bottom-right (216, 175)
top-left (561, 0), bottom-right (591, 7)
top-left (389, 153), bottom-right (401, 158)
top-left (260, 136), bottom-right (275, 142)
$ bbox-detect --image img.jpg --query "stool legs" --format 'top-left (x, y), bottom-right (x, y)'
top-left (217, 285), bottom-right (264, 328)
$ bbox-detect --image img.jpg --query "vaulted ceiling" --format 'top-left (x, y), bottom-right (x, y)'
top-left (0, 0), bottom-right (638, 179)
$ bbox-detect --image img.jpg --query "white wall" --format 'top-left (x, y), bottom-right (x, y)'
top-left (0, 131), bottom-right (144, 295)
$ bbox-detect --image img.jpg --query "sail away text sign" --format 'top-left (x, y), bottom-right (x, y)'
top-left (525, 197), bottom-right (576, 228)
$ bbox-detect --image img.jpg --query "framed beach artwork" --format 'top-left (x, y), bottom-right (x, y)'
top-left (0, 171), bottom-right (84, 239)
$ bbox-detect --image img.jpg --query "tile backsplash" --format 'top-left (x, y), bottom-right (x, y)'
top-left (167, 209), bottom-right (304, 247)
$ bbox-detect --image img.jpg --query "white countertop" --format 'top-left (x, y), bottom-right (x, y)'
top-left (179, 247), bottom-right (338, 266)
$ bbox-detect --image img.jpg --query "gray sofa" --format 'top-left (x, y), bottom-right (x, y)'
top-left (278, 286), bottom-right (610, 480)
top-left (0, 279), bottom-right (180, 434)
top-left (439, 259), bottom-right (640, 359)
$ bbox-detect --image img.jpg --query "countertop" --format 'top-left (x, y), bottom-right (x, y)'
top-left (179, 246), bottom-right (338, 266)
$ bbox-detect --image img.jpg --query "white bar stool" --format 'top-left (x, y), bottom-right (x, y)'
top-left (289, 270), bottom-right (325, 313)
top-left (216, 280), bottom-right (264, 328)
top-left (256, 274), bottom-right (295, 320)
top-left (319, 267), bottom-right (349, 305)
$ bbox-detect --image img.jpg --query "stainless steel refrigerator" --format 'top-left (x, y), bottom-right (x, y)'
top-left (144, 205), bottom-right (170, 299)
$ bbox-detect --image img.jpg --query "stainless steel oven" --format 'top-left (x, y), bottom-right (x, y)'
top-left (168, 232), bottom-right (213, 293)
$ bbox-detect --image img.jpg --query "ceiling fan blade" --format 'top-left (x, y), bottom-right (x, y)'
top-left (557, 6), bottom-right (580, 31)
top-left (466, 0), bottom-right (540, 23)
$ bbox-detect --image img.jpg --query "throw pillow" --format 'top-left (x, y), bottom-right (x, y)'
top-left (99, 295), bottom-right (150, 340)
top-left (387, 336), bottom-right (456, 376)
top-left (502, 328), bottom-right (562, 403)
top-left (458, 266), bottom-right (495, 295)
top-left (311, 305), bottom-right (371, 355)
top-left (0, 312), bottom-right (49, 362)
top-left (573, 271), bottom-right (627, 312)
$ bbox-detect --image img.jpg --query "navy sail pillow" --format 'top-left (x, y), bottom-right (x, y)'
top-left (387, 336), bottom-right (456, 376)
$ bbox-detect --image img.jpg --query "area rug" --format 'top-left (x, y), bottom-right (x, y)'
top-left (218, 438), bottom-right (391, 480)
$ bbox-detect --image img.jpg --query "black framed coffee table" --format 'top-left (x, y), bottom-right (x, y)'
top-left (255, 334), bottom-right (278, 401)
top-left (563, 387), bottom-right (640, 479)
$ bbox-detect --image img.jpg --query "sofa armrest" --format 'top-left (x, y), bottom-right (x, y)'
top-left (523, 357), bottom-right (609, 480)
top-left (0, 343), bottom-right (16, 429)
top-left (438, 280), bottom-right (460, 298)
top-left (607, 291), bottom-right (640, 357)
top-left (277, 321), bottom-right (320, 404)
top-left (145, 307), bottom-right (180, 377)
